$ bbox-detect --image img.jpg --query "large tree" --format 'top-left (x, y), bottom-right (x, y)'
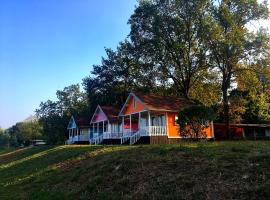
top-left (129, 0), bottom-right (212, 99)
top-left (36, 84), bottom-right (89, 144)
top-left (203, 0), bottom-right (269, 136)
top-left (83, 41), bottom-right (157, 110)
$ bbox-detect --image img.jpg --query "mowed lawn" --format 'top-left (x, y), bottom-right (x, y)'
top-left (0, 141), bottom-right (270, 200)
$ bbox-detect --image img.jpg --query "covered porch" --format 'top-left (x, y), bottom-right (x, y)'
top-left (90, 120), bottom-right (123, 142)
top-left (121, 111), bottom-right (168, 137)
top-left (67, 127), bottom-right (90, 144)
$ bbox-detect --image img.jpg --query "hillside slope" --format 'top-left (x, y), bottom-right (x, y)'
top-left (0, 142), bottom-right (270, 200)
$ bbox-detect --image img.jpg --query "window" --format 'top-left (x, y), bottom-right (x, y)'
top-left (202, 120), bottom-right (209, 127)
top-left (133, 98), bottom-right (136, 109)
top-left (175, 115), bottom-right (179, 125)
top-left (104, 121), bottom-right (108, 132)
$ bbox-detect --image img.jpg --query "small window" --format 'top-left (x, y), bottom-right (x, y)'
top-left (133, 98), bottom-right (136, 109)
top-left (202, 120), bottom-right (209, 127)
top-left (175, 115), bottom-right (179, 125)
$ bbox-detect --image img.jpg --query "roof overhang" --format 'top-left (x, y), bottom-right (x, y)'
top-left (118, 92), bottom-right (149, 116)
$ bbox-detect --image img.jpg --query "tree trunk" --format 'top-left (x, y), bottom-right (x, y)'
top-left (222, 80), bottom-right (231, 139)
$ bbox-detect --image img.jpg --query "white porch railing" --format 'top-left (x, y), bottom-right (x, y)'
top-left (89, 134), bottom-right (104, 145)
top-left (130, 131), bottom-right (141, 145)
top-left (78, 134), bottom-right (89, 141)
top-left (103, 132), bottom-right (123, 139)
top-left (66, 134), bottom-right (89, 144)
top-left (148, 126), bottom-right (167, 136)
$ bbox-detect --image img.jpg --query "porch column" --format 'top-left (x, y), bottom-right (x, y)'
top-left (130, 114), bottom-right (132, 134)
top-left (92, 123), bottom-right (95, 134)
top-left (148, 111), bottom-right (151, 135)
top-left (166, 112), bottom-right (169, 136)
top-left (138, 112), bottom-right (141, 130)
top-left (97, 123), bottom-right (99, 135)
top-left (122, 116), bottom-right (124, 135)
top-left (148, 112), bottom-right (151, 126)
top-left (103, 121), bottom-right (105, 133)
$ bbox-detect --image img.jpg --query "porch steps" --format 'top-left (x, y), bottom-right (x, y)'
top-left (120, 136), bottom-right (130, 144)
top-left (130, 131), bottom-right (141, 145)
top-left (89, 135), bottom-right (104, 145)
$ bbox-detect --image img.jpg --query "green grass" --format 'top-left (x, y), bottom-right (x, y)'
top-left (0, 141), bottom-right (270, 199)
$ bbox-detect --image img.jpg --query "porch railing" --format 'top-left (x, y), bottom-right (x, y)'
top-left (148, 126), bottom-right (167, 136)
top-left (103, 132), bottom-right (123, 139)
top-left (89, 134), bottom-right (104, 145)
top-left (130, 131), bottom-right (141, 145)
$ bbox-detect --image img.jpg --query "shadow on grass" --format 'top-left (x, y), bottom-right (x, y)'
top-left (0, 146), bottom-right (54, 165)
top-left (0, 141), bottom-right (270, 200)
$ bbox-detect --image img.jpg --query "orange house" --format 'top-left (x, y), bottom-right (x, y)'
top-left (119, 92), bottom-right (214, 144)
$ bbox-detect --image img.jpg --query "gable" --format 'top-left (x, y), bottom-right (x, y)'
top-left (120, 94), bottom-right (147, 115)
top-left (91, 106), bottom-right (108, 123)
top-left (67, 117), bottom-right (77, 129)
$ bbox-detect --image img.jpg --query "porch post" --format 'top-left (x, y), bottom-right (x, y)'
top-left (138, 112), bottom-right (141, 130)
top-left (103, 121), bottom-right (105, 133)
top-left (97, 123), bottom-right (99, 135)
top-left (166, 112), bottom-right (169, 136)
top-left (148, 111), bottom-right (151, 135)
top-left (130, 114), bottom-right (132, 134)
top-left (122, 116), bottom-right (124, 135)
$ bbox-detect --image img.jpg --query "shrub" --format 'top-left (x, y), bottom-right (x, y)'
top-left (178, 105), bottom-right (215, 139)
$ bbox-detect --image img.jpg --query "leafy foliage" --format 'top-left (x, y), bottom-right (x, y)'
top-left (178, 105), bottom-right (216, 138)
top-left (5, 120), bottom-right (43, 146)
top-left (0, 128), bottom-right (9, 147)
top-left (36, 84), bottom-right (89, 144)
top-left (129, 0), bottom-right (213, 99)
top-left (203, 0), bottom-right (269, 135)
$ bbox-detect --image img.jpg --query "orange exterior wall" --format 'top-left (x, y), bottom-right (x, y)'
top-left (167, 112), bottom-right (214, 138)
top-left (167, 112), bottom-right (180, 137)
top-left (122, 96), bottom-right (146, 115)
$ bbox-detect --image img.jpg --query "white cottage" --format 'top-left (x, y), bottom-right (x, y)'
top-left (66, 116), bottom-right (91, 144)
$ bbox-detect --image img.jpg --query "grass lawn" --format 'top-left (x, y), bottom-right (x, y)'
top-left (0, 141), bottom-right (270, 200)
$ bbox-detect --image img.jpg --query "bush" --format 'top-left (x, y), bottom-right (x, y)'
top-left (178, 105), bottom-right (215, 139)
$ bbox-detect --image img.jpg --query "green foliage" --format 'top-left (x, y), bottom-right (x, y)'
top-left (0, 128), bottom-right (9, 147)
top-left (36, 84), bottom-right (89, 144)
top-left (243, 93), bottom-right (270, 123)
top-left (6, 120), bottom-right (43, 146)
top-left (202, 0), bottom-right (269, 133)
top-left (178, 105), bottom-right (215, 138)
top-left (82, 41), bottom-right (157, 110)
top-left (129, 0), bottom-right (212, 99)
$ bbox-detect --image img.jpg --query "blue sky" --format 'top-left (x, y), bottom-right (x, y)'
top-left (0, 0), bottom-right (137, 128)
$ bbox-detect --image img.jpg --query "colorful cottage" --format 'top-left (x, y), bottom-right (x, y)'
top-left (90, 105), bottom-right (121, 144)
top-left (118, 92), bottom-right (215, 144)
top-left (66, 116), bottom-right (91, 144)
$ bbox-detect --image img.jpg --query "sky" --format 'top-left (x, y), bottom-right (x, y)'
top-left (0, 0), bottom-right (269, 129)
top-left (0, 0), bottom-right (137, 129)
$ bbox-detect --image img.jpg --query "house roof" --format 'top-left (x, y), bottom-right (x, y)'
top-left (100, 106), bottom-right (119, 122)
top-left (214, 123), bottom-right (270, 128)
top-left (135, 93), bottom-right (193, 112)
top-left (119, 92), bottom-right (194, 115)
top-left (74, 117), bottom-right (91, 128)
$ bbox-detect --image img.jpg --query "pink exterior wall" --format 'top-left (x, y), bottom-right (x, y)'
top-left (92, 108), bottom-right (108, 123)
